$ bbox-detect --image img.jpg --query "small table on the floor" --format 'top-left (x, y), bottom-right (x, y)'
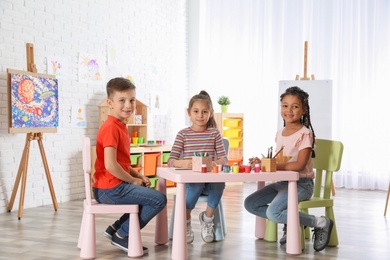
top-left (154, 167), bottom-right (301, 259)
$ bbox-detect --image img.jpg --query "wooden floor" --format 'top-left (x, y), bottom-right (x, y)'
top-left (1, 182), bottom-right (389, 260)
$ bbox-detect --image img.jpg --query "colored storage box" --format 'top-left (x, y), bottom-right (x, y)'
top-left (223, 118), bottom-right (241, 127)
top-left (228, 159), bottom-right (243, 166)
top-left (162, 152), bottom-right (171, 163)
top-left (144, 153), bottom-right (160, 176)
top-left (223, 129), bottom-right (242, 138)
top-left (130, 154), bottom-right (142, 165)
top-left (228, 139), bottom-right (242, 148)
top-left (149, 177), bottom-right (158, 189)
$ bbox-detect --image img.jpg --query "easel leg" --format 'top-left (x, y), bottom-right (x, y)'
top-left (18, 142), bottom-right (31, 219)
top-left (37, 133), bottom-right (58, 210)
top-left (7, 134), bottom-right (31, 213)
top-left (7, 133), bottom-right (59, 219)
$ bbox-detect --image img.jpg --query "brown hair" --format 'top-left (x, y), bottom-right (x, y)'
top-left (188, 90), bottom-right (217, 128)
top-left (106, 77), bottom-right (136, 99)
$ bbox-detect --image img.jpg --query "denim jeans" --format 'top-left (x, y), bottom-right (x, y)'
top-left (93, 182), bottom-right (167, 237)
top-left (186, 182), bottom-right (225, 210)
top-left (244, 178), bottom-right (316, 227)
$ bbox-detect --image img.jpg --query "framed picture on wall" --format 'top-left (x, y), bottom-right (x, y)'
top-left (7, 69), bottom-right (59, 133)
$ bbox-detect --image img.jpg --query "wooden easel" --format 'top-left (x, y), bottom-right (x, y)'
top-left (295, 41), bottom-right (315, 81)
top-left (7, 43), bottom-right (58, 219)
top-left (295, 41), bottom-right (335, 196)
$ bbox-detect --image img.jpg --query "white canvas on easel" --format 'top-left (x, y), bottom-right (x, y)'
top-left (278, 80), bottom-right (333, 140)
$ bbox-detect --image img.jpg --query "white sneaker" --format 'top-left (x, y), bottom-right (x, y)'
top-left (187, 223), bottom-right (194, 244)
top-left (199, 211), bottom-right (215, 243)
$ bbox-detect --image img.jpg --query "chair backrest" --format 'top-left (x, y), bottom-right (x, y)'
top-left (312, 139), bottom-right (344, 199)
top-left (83, 137), bottom-right (93, 205)
top-left (222, 138), bottom-right (229, 157)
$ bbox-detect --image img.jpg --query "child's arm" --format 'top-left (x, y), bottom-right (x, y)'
top-left (104, 147), bottom-right (143, 186)
top-left (129, 167), bottom-right (151, 187)
top-left (276, 147), bottom-right (312, 172)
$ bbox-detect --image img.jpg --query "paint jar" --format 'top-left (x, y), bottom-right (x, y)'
top-left (223, 165), bottom-right (231, 173)
top-left (201, 164), bottom-right (207, 173)
top-left (132, 137), bottom-right (139, 144)
top-left (254, 163), bottom-right (260, 173)
top-left (232, 163), bottom-right (239, 173)
top-left (132, 131), bottom-right (138, 137)
top-left (245, 165), bottom-right (251, 173)
top-left (212, 165), bottom-right (219, 173)
top-left (217, 165), bottom-right (222, 172)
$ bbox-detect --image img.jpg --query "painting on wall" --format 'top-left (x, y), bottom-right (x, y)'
top-left (7, 69), bottom-right (59, 133)
top-left (107, 40), bottom-right (118, 66)
top-left (78, 52), bottom-right (106, 83)
top-left (71, 105), bottom-right (87, 128)
top-left (150, 91), bottom-right (168, 115)
top-left (46, 56), bottom-right (69, 79)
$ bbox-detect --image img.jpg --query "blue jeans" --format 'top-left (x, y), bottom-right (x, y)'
top-left (244, 178), bottom-right (316, 227)
top-left (93, 182), bottom-right (167, 237)
top-left (186, 182), bottom-right (225, 210)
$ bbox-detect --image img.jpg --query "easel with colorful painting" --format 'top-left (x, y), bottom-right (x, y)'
top-left (295, 41), bottom-right (335, 196)
top-left (7, 43), bottom-right (59, 219)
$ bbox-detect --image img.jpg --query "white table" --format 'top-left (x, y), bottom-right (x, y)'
top-left (154, 167), bottom-right (301, 259)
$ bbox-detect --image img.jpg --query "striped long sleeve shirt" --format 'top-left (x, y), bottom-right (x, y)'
top-left (167, 127), bottom-right (228, 167)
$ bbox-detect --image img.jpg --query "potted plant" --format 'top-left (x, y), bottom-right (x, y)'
top-left (217, 95), bottom-right (231, 113)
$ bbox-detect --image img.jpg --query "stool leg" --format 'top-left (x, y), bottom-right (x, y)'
top-left (78, 209), bottom-right (87, 249)
top-left (168, 194), bottom-right (176, 240)
top-left (264, 220), bottom-right (278, 242)
top-left (213, 202), bottom-right (225, 241)
top-left (80, 213), bottom-right (96, 259)
top-left (128, 212), bottom-right (143, 257)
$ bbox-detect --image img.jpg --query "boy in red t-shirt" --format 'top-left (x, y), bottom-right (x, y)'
top-left (93, 77), bottom-right (167, 255)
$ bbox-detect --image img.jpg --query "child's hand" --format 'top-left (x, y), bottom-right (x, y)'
top-left (141, 176), bottom-right (151, 188)
top-left (132, 178), bottom-right (144, 186)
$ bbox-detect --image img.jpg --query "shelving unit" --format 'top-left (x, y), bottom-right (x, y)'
top-left (97, 98), bottom-right (174, 187)
top-left (214, 113), bottom-right (244, 165)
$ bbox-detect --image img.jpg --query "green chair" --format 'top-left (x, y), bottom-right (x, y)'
top-left (264, 139), bottom-right (344, 250)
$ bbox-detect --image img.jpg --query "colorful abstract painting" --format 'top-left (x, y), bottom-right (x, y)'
top-left (9, 71), bottom-right (59, 129)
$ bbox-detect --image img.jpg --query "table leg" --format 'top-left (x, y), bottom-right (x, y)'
top-left (155, 176), bottom-right (168, 245)
top-left (286, 180), bottom-right (301, 255)
top-left (255, 181), bottom-right (266, 238)
top-left (172, 183), bottom-right (187, 260)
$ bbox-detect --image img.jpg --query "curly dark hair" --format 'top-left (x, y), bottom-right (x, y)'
top-left (280, 86), bottom-right (316, 157)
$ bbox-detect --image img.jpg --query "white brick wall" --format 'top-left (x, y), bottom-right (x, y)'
top-left (0, 0), bottom-right (188, 213)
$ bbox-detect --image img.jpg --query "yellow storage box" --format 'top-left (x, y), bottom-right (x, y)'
top-left (228, 139), bottom-right (242, 148)
top-left (223, 118), bottom-right (241, 127)
top-left (223, 129), bottom-right (242, 138)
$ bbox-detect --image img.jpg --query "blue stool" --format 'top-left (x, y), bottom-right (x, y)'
top-left (168, 195), bottom-right (226, 241)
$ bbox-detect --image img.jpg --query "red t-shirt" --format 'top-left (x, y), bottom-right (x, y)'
top-left (93, 115), bottom-right (131, 189)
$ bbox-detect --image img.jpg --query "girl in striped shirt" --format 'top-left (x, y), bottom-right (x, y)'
top-left (167, 90), bottom-right (228, 244)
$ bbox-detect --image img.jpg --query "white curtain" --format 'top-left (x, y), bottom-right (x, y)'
top-left (196, 0), bottom-right (390, 191)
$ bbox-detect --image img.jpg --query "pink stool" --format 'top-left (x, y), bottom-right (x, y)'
top-left (77, 137), bottom-right (143, 259)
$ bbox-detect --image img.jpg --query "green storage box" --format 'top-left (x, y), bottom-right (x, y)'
top-left (162, 152), bottom-right (171, 163)
top-left (130, 153), bottom-right (142, 165)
